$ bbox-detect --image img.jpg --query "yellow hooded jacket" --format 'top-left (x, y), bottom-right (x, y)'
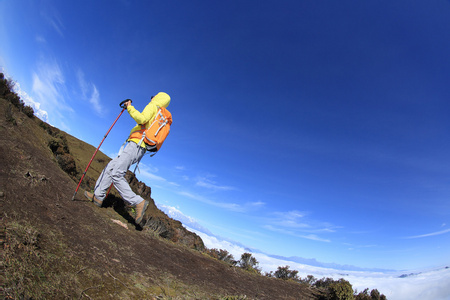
top-left (126, 92), bottom-right (171, 148)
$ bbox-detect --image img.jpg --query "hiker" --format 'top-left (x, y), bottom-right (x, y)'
top-left (84, 92), bottom-right (171, 225)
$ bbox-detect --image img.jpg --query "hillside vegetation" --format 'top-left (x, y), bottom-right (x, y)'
top-left (1, 73), bottom-right (386, 299)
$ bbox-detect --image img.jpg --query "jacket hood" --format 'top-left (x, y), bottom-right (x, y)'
top-left (152, 92), bottom-right (171, 108)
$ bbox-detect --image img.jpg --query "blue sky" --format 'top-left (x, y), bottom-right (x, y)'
top-left (1, 0), bottom-right (449, 271)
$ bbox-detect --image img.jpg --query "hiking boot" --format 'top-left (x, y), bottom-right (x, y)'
top-left (135, 200), bottom-right (149, 225)
top-left (84, 191), bottom-right (103, 207)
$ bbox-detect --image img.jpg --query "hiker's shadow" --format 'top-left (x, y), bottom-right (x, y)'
top-left (103, 194), bottom-right (143, 231)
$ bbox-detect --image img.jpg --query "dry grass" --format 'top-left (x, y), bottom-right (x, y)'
top-left (2, 220), bottom-right (78, 299)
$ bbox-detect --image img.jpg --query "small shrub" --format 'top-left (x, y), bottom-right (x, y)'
top-left (328, 279), bottom-right (354, 300)
top-left (314, 277), bottom-right (335, 289)
top-left (48, 139), bottom-right (65, 155)
top-left (207, 248), bottom-right (237, 266)
top-left (354, 288), bottom-right (386, 300)
top-left (48, 133), bottom-right (78, 177)
top-left (0, 72), bottom-right (15, 96)
top-left (355, 288), bottom-right (369, 300)
top-left (6, 92), bottom-right (24, 110)
top-left (238, 253), bottom-right (261, 274)
top-left (56, 154), bottom-right (77, 177)
top-left (301, 274), bottom-right (317, 285)
top-left (273, 265), bottom-right (299, 281)
top-left (370, 289), bottom-right (381, 300)
top-left (39, 120), bottom-right (51, 132)
top-left (5, 104), bottom-right (17, 125)
top-left (23, 105), bottom-right (34, 118)
top-left (39, 120), bottom-right (61, 137)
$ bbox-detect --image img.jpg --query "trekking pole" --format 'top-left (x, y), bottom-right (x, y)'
top-left (71, 99), bottom-right (131, 201)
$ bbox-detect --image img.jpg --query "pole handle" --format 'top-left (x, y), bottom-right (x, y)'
top-left (119, 99), bottom-right (132, 108)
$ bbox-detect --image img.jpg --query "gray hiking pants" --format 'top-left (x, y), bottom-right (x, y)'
top-left (94, 141), bottom-right (146, 206)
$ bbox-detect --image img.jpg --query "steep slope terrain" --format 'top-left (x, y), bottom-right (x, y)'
top-left (1, 96), bottom-right (321, 299)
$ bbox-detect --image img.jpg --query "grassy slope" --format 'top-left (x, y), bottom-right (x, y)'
top-left (0, 97), bottom-right (321, 299)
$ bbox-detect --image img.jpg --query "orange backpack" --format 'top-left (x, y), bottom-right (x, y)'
top-left (130, 107), bottom-right (172, 153)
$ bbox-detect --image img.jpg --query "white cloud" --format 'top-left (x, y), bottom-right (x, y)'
top-left (139, 168), bottom-right (167, 182)
top-left (158, 204), bottom-right (194, 222)
top-left (259, 209), bottom-right (342, 243)
top-left (345, 243), bottom-right (378, 251)
top-left (347, 268), bottom-right (450, 300)
top-left (272, 210), bottom-right (311, 229)
top-left (188, 226), bottom-right (248, 259)
top-left (157, 203), bottom-right (214, 234)
top-left (138, 162), bottom-right (158, 173)
top-left (77, 69), bottom-right (88, 98)
top-left (274, 219), bottom-right (311, 229)
top-left (132, 162), bottom-right (179, 187)
top-left (35, 35), bottom-right (46, 43)
top-left (263, 224), bottom-right (331, 242)
top-left (177, 191), bottom-right (203, 201)
top-left (90, 85), bottom-right (101, 113)
top-left (405, 228), bottom-right (450, 239)
top-left (195, 175), bottom-right (236, 191)
top-left (265, 209), bottom-right (338, 241)
top-left (40, 6), bottom-right (64, 37)
top-left (177, 191), bottom-right (244, 212)
top-left (76, 69), bottom-right (102, 115)
top-left (176, 190), bottom-right (264, 213)
top-left (248, 201), bottom-right (265, 208)
top-left (287, 210), bottom-right (306, 218)
top-left (32, 58), bottom-right (73, 115)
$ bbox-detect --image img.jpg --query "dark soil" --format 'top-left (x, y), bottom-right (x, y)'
top-left (0, 98), bottom-right (321, 299)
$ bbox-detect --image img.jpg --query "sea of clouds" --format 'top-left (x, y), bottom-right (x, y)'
top-left (190, 228), bottom-right (450, 300)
